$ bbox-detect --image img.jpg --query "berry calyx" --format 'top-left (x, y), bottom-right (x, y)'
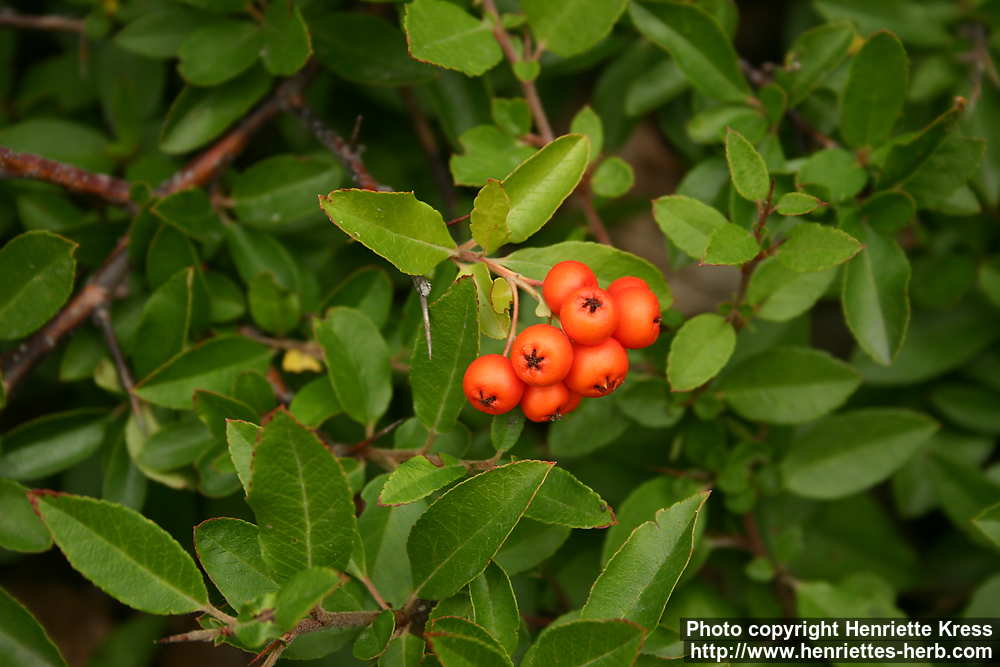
top-left (560, 286), bottom-right (618, 345)
top-left (510, 324), bottom-right (574, 386)
top-left (612, 286), bottom-right (662, 349)
top-left (463, 354), bottom-right (525, 415)
top-left (542, 260), bottom-right (598, 314)
top-left (520, 382), bottom-right (572, 422)
top-left (564, 337), bottom-right (629, 397)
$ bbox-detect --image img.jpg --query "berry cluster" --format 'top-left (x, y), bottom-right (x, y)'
top-left (462, 261), bottom-right (662, 423)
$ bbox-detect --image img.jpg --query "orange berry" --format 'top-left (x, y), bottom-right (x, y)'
top-left (607, 276), bottom-right (650, 295)
top-left (560, 286), bottom-right (618, 345)
top-left (542, 260), bottom-right (597, 314)
top-left (520, 382), bottom-right (572, 422)
top-left (564, 338), bottom-right (629, 398)
top-left (463, 354), bottom-right (524, 415)
top-left (612, 287), bottom-right (662, 349)
top-left (510, 324), bottom-right (574, 386)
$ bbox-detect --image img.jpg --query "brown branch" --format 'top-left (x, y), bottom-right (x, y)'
top-left (92, 304), bottom-right (145, 430)
top-left (0, 147), bottom-right (133, 209)
top-left (482, 0), bottom-right (554, 143)
top-left (446, 213), bottom-right (471, 227)
top-left (400, 87), bottom-right (457, 218)
top-left (282, 98), bottom-right (381, 191)
top-left (0, 9), bottom-right (85, 33)
top-left (577, 187), bottom-right (613, 246)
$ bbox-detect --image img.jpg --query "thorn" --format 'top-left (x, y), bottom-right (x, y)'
top-left (413, 276), bottom-right (433, 360)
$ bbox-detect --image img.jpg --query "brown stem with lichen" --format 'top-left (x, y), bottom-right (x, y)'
top-left (0, 147), bottom-right (134, 209)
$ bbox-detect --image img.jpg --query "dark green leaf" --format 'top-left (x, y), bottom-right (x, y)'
top-left (813, 0), bottom-right (950, 48)
top-left (973, 502), bottom-right (1000, 549)
top-left (569, 106), bottom-right (604, 160)
top-left (320, 190), bottom-right (457, 276)
top-left (522, 618), bottom-right (644, 667)
top-left (667, 313), bottom-right (735, 391)
top-left (450, 126), bottom-right (536, 187)
top-left (231, 154), bottom-right (343, 230)
top-left (316, 308), bottom-right (391, 427)
top-left (0, 479), bottom-right (51, 553)
top-left (930, 383), bottom-right (1000, 435)
top-left (774, 21), bottom-right (855, 107)
top-left (591, 156), bottom-right (635, 198)
top-left (354, 608), bottom-right (396, 660)
top-left (261, 1), bottom-right (312, 76)
top-left (226, 419), bottom-right (258, 495)
top-left (629, 1), bottom-right (750, 103)
top-left (138, 416), bottom-right (214, 472)
top-left (0, 120), bottom-right (111, 173)
top-left (782, 409), bottom-right (938, 499)
top-left (426, 616), bottom-right (512, 666)
top-left (249, 272), bottom-right (301, 335)
top-left (840, 31), bottom-right (908, 148)
top-left (32, 493), bottom-right (209, 614)
top-left (404, 0), bottom-right (502, 76)
top-left (549, 396), bottom-right (628, 458)
top-left (313, 13), bottom-right (435, 86)
top-left (490, 412), bottom-right (525, 452)
top-left (582, 491), bottom-right (709, 630)
top-left (131, 267), bottom-right (202, 378)
top-left (717, 346), bottom-right (860, 424)
top-left (178, 20), bottom-right (262, 86)
top-left (776, 223), bottom-right (861, 272)
top-left (877, 103), bottom-right (962, 189)
top-left (380, 454), bottom-right (467, 506)
top-left (0, 409), bottom-right (107, 481)
top-left (409, 460), bottom-right (553, 599)
top-left (359, 476), bottom-right (427, 607)
top-left (135, 336), bottom-right (272, 410)
top-left (0, 231), bottom-right (77, 341)
top-left (469, 563), bottom-right (519, 656)
top-left (194, 518), bottom-right (278, 609)
top-left (247, 410), bottom-right (358, 581)
top-left (0, 586), bottom-right (66, 667)
top-left (526, 466), bottom-right (615, 529)
top-left (410, 277), bottom-right (479, 434)
top-left (115, 6), bottom-right (207, 59)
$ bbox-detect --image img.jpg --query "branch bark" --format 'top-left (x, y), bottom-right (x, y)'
top-left (282, 98), bottom-right (381, 191)
top-left (0, 147), bottom-right (133, 209)
top-left (0, 9), bottom-right (85, 33)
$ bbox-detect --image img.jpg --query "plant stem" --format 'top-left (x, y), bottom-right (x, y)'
top-left (92, 304), bottom-right (145, 431)
top-left (0, 9), bottom-right (85, 32)
top-left (0, 147), bottom-right (134, 209)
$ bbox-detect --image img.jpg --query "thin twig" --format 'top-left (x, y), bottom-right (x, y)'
top-left (447, 213), bottom-right (471, 227)
top-left (0, 9), bottom-right (85, 33)
top-left (482, 0), bottom-right (554, 143)
top-left (0, 147), bottom-right (134, 210)
top-left (282, 98), bottom-right (381, 191)
top-left (359, 575), bottom-right (391, 611)
top-left (239, 326), bottom-right (324, 358)
top-left (346, 417), bottom-right (406, 455)
top-left (400, 87), bottom-right (457, 218)
top-left (577, 187), bottom-right (613, 246)
top-left (92, 304), bottom-right (145, 431)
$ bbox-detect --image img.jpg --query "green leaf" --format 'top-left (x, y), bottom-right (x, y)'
top-left (404, 0), bottom-right (501, 76)
top-left (409, 460), bottom-right (553, 600)
top-left (450, 126), bottom-right (537, 187)
top-left (501, 240), bottom-right (672, 309)
top-left (0, 119), bottom-right (111, 173)
top-left (261, 1), bottom-right (312, 76)
top-left (160, 66), bottom-right (271, 154)
top-left (32, 492), bottom-right (209, 614)
top-left (470, 179), bottom-right (511, 253)
top-left (426, 616), bottom-right (513, 667)
top-left (841, 222), bottom-right (911, 365)
top-left (525, 466), bottom-right (616, 530)
top-left (840, 31), bottom-right (908, 148)
top-left (747, 256), bottom-right (836, 321)
top-left (522, 618), bottom-right (644, 667)
top-left (249, 272), bottom-right (300, 336)
top-left (135, 336), bottom-right (272, 410)
top-left (782, 409), bottom-right (939, 499)
top-left (0, 479), bottom-right (51, 553)
top-left (469, 563), bottom-right (519, 656)
top-left (512, 60), bottom-right (540, 83)
top-left (247, 410), bottom-right (358, 582)
top-left (582, 491), bottom-right (709, 630)
top-left (569, 106), bottom-right (604, 160)
top-left (274, 568), bottom-right (342, 633)
top-left (930, 383), bottom-right (1000, 435)
top-left (152, 188), bottom-right (224, 244)
top-left (776, 192), bottom-right (823, 216)
top-left (354, 608), bottom-right (396, 660)
top-left (95, 43), bottom-right (166, 147)
top-left (615, 379), bottom-right (684, 429)
top-left (603, 477), bottom-right (705, 565)
top-left (549, 396), bottom-right (628, 458)
top-left (495, 520), bottom-right (571, 576)
top-left (725, 128), bottom-right (770, 202)
top-left (381, 632), bottom-right (425, 667)
top-left (813, 0), bottom-right (950, 48)
top-left (194, 390), bottom-right (256, 445)
top-left (289, 377), bottom-right (341, 428)
top-left (702, 222), bottom-right (759, 266)
top-left (313, 13), bottom-right (435, 87)
top-left (774, 21), bottom-right (855, 107)
top-left (0, 231), bottom-right (77, 341)
top-left (459, 264), bottom-right (509, 340)
top-left (688, 104), bottom-right (767, 144)
top-left (973, 502), bottom-right (1000, 549)
top-left (629, 2), bottom-right (750, 104)
top-left (667, 314), bottom-right (735, 392)
top-left (410, 277), bottom-right (480, 433)
top-left (231, 154), bottom-right (343, 230)
top-left (928, 452), bottom-right (1000, 535)
top-left (359, 476), bottom-right (427, 607)
top-left (796, 148), bottom-right (867, 203)
top-left (138, 416), bottom-right (214, 472)
top-left (178, 19), bottom-right (261, 86)
top-left (379, 454), bottom-right (468, 506)
top-left (131, 267), bottom-right (202, 378)
top-left (904, 135), bottom-right (986, 211)
top-left (225, 419), bottom-right (258, 495)
top-left (325, 266), bottom-right (394, 329)
top-left (194, 518), bottom-right (278, 610)
top-left (0, 409), bottom-right (107, 482)
top-left (320, 190), bottom-right (457, 276)
top-left (717, 346), bottom-right (861, 424)
top-left (491, 98), bottom-right (532, 137)
top-left (591, 157), bottom-right (635, 198)
top-left (502, 134), bottom-right (591, 243)
top-left (490, 412), bottom-right (524, 452)
top-left (877, 103), bottom-right (962, 189)
top-left (316, 308), bottom-right (392, 427)
top-left (652, 194), bottom-right (727, 260)
top-left (775, 223), bottom-right (862, 273)
top-left (0, 586), bottom-right (66, 667)
top-left (114, 6), bottom-right (206, 59)
top-left (522, 0), bottom-right (628, 57)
